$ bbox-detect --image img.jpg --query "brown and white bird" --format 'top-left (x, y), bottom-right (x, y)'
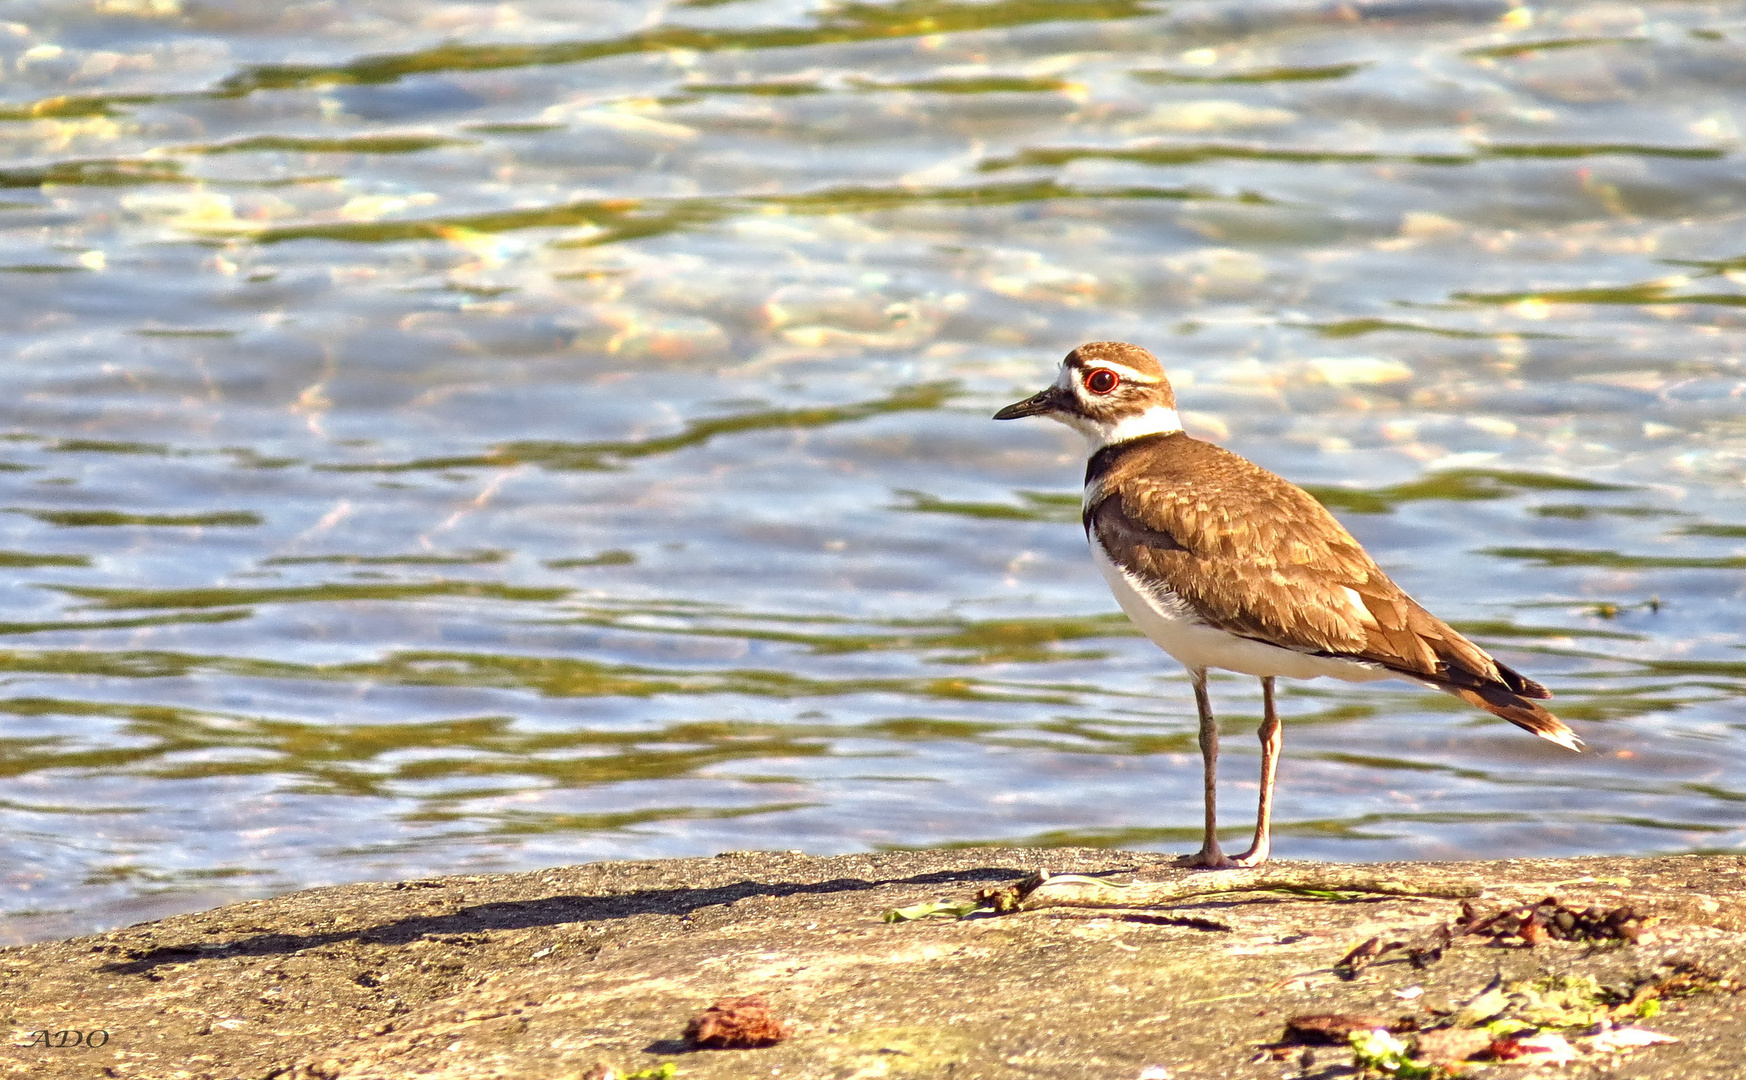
top-left (995, 341), bottom-right (1580, 868)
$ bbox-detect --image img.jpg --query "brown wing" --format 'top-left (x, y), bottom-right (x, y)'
top-left (1087, 435), bottom-right (1577, 749)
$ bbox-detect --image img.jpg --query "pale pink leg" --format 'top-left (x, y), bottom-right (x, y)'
top-left (1229, 676), bottom-right (1281, 867)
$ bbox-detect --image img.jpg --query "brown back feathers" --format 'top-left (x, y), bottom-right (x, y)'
top-left (1086, 433), bottom-right (1579, 750)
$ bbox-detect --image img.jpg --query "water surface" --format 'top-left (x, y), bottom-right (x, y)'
top-left (1, 0), bottom-right (1744, 942)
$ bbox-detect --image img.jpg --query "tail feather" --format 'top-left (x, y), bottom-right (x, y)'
top-left (1366, 617), bottom-right (1569, 743)
top-left (1494, 659), bottom-right (1553, 700)
top-left (1446, 683), bottom-right (1581, 751)
top-left (1321, 587), bottom-right (1569, 743)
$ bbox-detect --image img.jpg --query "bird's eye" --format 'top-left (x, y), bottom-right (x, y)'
top-left (1084, 368), bottom-right (1120, 395)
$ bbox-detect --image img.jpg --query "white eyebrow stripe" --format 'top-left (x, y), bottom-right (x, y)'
top-left (1067, 359), bottom-right (1160, 384)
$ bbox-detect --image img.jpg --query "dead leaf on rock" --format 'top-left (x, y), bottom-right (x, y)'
top-left (1642, 958), bottom-right (1744, 999)
top-left (1452, 976), bottom-right (1509, 1027)
top-left (972, 882), bottom-right (1026, 913)
top-left (1487, 1031), bottom-right (1578, 1066)
top-left (1334, 935), bottom-right (1395, 978)
top-left (1413, 1026), bottom-right (1493, 1064)
top-left (1283, 1013), bottom-right (1401, 1044)
top-left (1406, 921), bottom-right (1453, 968)
top-left (683, 993), bottom-right (792, 1049)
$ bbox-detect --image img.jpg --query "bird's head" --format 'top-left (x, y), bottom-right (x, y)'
top-left (993, 341), bottom-right (1181, 448)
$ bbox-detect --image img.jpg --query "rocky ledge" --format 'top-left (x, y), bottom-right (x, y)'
top-left (2, 850), bottom-right (1743, 1080)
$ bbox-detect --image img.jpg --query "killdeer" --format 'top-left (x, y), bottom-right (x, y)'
top-left (994, 341), bottom-right (1579, 869)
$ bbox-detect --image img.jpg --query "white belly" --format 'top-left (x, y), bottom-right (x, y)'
top-left (1089, 540), bottom-right (1392, 683)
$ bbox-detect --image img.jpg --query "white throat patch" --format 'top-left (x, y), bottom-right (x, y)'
top-left (1054, 405), bottom-right (1183, 449)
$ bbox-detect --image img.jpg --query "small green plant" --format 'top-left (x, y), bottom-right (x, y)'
top-left (1349, 1029), bottom-right (1438, 1079)
top-left (881, 899), bottom-right (984, 922)
top-left (1513, 974), bottom-right (1612, 1029)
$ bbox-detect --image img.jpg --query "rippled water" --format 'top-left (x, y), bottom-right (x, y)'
top-left (1, 0), bottom-right (1743, 942)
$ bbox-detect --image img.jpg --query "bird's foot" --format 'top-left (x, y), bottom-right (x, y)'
top-left (1176, 845), bottom-right (1252, 870)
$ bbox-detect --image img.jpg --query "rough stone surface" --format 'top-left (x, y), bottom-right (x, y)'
top-left (1, 850), bottom-right (1743, 1079)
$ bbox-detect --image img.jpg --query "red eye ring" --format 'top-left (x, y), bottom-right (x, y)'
top-left (1084, 368), bottom-right (1120, 395)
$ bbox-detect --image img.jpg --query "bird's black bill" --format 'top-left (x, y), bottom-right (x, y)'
top-left (993, 386), bottom-right (1065, 420)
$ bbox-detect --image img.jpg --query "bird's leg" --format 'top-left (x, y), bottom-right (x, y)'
top-left (1229, 676), bottom-right (1281, 867)
top-left (1180, 669), bottom-right (1235, 868)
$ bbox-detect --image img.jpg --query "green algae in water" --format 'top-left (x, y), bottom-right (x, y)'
top-left (980, 144), bottom-right (1473, 171)
top-left (0, 95), bottom-right (131, 121)
top-left (680, 80), bottom-right (827, 97)
top-left (1131, 62), bottom-right (1367, 84)
top-left (0, 158), bottom-right (185, 188)
top-left (1473, 142), bottom-right (1724, 160)
top-left (1455, 282), bottom-right (1746, 306)
top-left (852, 75), bottom-right (1074, 94)
top-left (132, 328), bottom-right (238, 338)
top-left (50, 439), bottom-right (173, 455)
top-left (174, 134), bottom-right (472, 155)
top-left (0, 551), bottom-right (89, 568)
top-left (212, 0), bottom-right (1153, 94)
top-left (1309, 318), bottom-right (1565, 341)
top-left (1481, 548), bottom-right (1746, 571)
top-left (1532, 504), bottom-right (1681, 520)
top-left (541, 607), bottom-right (1135, 663)
top-left (262, 549), bottom-right (508, 566)
top-left (981, 141), bottom-right (1721, 174)
top-left (894, 488), bottom-right (1080, 523)
top-left (18, 510), bottom-right (263, 527)
top-left (544, 550), bottom-right (637, 568)
top-left (56, 581), bottom-right (569, 611)
top-left (1462, 36), bottom-right (1647, 59)
top-left (1306, 470), bottom-right (1628, 515)
top-left (240, 180), bottom-right (1232, 246)
top-left (0, 611), bottom-right (248, 637)
top-left (324, 382), bottom-right (957, 472)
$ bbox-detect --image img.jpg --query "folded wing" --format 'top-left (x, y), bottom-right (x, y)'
top-left (1086, 436), bottom-right (1578, 750)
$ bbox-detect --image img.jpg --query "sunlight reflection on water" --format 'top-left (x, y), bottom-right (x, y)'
top-left (0, 0), bottom-right (1743, 941)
